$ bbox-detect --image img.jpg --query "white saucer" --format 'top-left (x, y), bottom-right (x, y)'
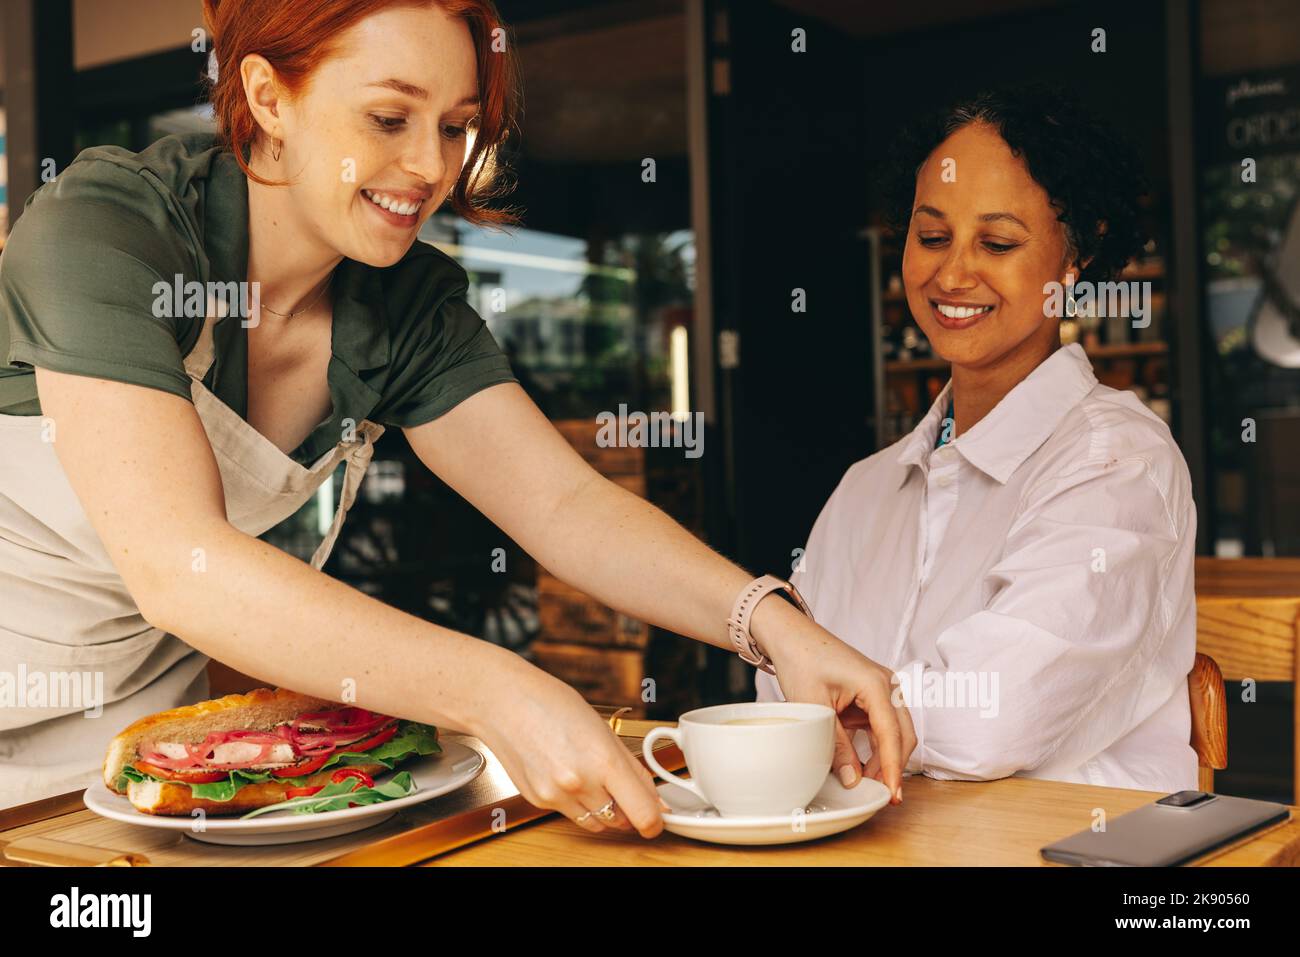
top-left (83, 741), bottom-right (485, 846)
top-left (658, 773), bottom-right (891, 845)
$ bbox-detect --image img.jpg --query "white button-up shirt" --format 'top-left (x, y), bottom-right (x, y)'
top-left (757, 343), bottom-right (1199, 792)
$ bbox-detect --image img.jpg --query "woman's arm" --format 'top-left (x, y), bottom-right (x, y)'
top-left (402, 386), bottom-right (758, 651)
top-left (34, 368), bottom-right (666, 836)
top-left (404, 382), bottom-right (914, 799)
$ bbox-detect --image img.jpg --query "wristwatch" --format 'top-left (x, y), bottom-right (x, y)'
top-left (726, 574), bottom-right (814, 675)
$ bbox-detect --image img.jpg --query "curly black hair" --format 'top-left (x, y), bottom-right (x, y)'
top-left (880, 83), bottom-right (1150, 286)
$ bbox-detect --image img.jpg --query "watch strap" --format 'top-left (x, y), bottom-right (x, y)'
top-left (726, 574), bottom-right (814, 675)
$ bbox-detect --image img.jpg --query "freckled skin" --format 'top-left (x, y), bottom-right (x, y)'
top-left (248, 6), bottom-right (481, 270)
top-left (901, 121), bottom-right (1087, 430)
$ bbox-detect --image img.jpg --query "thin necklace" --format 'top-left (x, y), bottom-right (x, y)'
top-left (258, 275), bottom-right (331, 319)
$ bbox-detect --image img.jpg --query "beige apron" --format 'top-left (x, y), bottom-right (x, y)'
top-left (0, 296), bottom-right (384, 809)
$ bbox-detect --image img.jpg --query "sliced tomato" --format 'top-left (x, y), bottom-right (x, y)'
top-left (269, 752), bottom-right (333, 779)
top-left (133, 760), bottom-right (228, 784)
top-left (285, 784), bottom-right (326, 799)
top-left (336, 723), bottom-right (399, 756)
top-left (331, 768), bottom-right (375, 789)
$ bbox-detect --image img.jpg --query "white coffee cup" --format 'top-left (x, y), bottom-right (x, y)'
top-left (642, 702), bottom-right (835, 817)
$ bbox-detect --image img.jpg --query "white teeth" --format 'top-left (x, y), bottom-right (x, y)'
top-left (936, 303), bottom-right (993, 320)
top-left (362, 189), bottom-right (422, 216)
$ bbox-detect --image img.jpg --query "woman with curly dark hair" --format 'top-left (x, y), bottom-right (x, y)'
top-left (757, 86), bottom-right (1199, 793)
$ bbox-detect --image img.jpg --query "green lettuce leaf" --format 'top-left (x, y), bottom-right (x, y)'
top-left (239, 771), bottom-right (418, 819)
top-left (118, 720), bottom-right (441, 803)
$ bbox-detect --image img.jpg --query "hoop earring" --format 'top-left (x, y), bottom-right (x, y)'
top-left (271, 138), bottom-right (282, 162)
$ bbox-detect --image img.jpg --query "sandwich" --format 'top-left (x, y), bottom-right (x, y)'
top-left (103, 687), bottom-right (441, 816)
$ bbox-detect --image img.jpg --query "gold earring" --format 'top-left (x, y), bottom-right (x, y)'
top-left (271, 138), bottom-right (282, 162)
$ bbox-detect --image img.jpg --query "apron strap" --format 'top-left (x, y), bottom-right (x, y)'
top-left (181, 290), bottom-right (383, 571)
top-left (309, 423), bottom-right (383, 570)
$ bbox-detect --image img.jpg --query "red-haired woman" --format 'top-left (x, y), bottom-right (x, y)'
top-left (0, 1), bottom-right (914, 827)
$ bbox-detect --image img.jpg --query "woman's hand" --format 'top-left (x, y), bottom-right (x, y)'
top-left (470, 661), bottom-right (666, 837)
top-left (856, 713), bottom-right (918, 792)
top-left (753, 596), bottom-right (918, 804)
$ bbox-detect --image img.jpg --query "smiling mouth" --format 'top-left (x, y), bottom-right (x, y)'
top-left (930, 300), bottom-right (995, 329)
top-left (361, 188), bottom-right (425, 218)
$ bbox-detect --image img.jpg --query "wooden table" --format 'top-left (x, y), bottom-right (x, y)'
top-left (426, 774), bottom-right (1300, 867)
top-left (3, 718), bottom-right (1296, 867)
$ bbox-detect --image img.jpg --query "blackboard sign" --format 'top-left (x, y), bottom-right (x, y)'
top-left (1202, 65), bottom-right (1300, 163)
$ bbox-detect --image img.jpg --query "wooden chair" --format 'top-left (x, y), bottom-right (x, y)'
top-left (1194, 557), bottom-right (1300, 803)
top-left (1189, 652), bottom-right (1228, 792)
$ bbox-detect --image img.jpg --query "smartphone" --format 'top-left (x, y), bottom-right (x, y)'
top-left (1040, 790), bottom-right (1290, 867)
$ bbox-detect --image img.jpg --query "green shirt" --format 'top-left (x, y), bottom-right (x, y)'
top-left (0, 132), bottom-right (517, 465)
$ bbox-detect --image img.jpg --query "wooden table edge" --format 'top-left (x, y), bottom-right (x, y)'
top-left (4, 715), bottom-right (1297, 867)
top-left (318, 743), bottom-right (687, 866)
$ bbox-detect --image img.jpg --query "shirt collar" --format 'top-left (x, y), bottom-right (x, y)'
top-left (895, 381), bottom-right (955, 484)
top-left (203, 141), bottom-right (247, 294)
top-left (895, 343), bottom-right (1097, 488)
top-left (332, 259), bottom-right (391, 374)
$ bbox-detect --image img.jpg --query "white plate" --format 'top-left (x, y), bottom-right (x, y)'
top-left (659, 773), bottom-right (892, 846)
top-left (83, 741), bottom-right (485, 846)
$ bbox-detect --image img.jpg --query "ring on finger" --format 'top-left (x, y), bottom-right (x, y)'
top-left (593, 800), bottom-right (618, 823)
top-left (575, 809), bottom-right (595, 825)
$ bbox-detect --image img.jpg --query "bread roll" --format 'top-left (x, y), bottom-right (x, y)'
top-left (103, 687), bottom-right (400, 816)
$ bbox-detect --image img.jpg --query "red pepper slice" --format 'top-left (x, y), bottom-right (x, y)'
top-left (270, 752), bottom-right (332, 779)
top-left (331, 768), bottom-right (375, 789)
top-left (285, 784), bottom-right (326, 799)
